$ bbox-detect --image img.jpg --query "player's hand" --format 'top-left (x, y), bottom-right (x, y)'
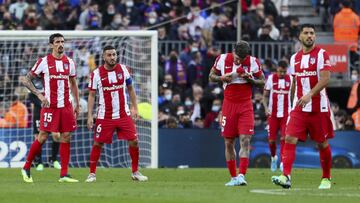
top-left (131, 106), bottom-right (139, 121)
top-left (297, 93), bottom-right (312, 108)
top-left (74, 105), bottom-right (80, 119)
top-left (220, 73), bottom-right (232, 83)
top-left (87, 116), bottom-right (94, 130)
top-left (37, 94), bottom-right (50, 108)
top-left (265, 108), bottom-right (271, 117)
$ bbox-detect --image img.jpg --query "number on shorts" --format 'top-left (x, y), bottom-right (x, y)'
top-left (96, 124), bottom-right (102, 133)
top-left (222, 116), bottom-right (226, 127)
top-left (44, 113), bottom-right (52, 122)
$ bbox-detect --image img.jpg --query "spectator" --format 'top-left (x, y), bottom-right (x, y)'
top-left (165, 116), bottom-right (178, 128)
top-left (187, 51), bottom-right (204, 87)
top-left (79, 2), bottom-right (102, 30)
top-left (193, 117), bottom-right (204, 128)
top-left (257, 16), bottom-right (280, 40)
top-left (204, 98), bottom-right (221, 128)
top-left (165, 51), bottom-right (187, 89)
top-left (0, 95), bottom-right (28, 128)
top-left (212, 14), bottom-right (236, 41)
top-left (333, 0), bottom-right (360, 66)
top-left (9, 0), bottom-right (28, 22)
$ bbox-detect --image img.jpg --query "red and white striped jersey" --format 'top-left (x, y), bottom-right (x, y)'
top-left (88, 64), bottom-right (132, 119)
top-left (31, 54), bottom-right (76, 108)
top-left (289, 46), bottom-right (332, 112)
top-left (264, 73), bottom-right (292, 117)
top-left (212, 53), bottom-right (262, 103)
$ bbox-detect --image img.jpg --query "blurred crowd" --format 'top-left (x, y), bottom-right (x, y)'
top-left (0, 0), bottom-right (358, 131)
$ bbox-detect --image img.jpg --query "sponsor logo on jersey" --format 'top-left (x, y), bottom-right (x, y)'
top-left (49, 74), bottom-right (69, 79)
top-left (273, 89), bottom-right (290, 94)
top-left (295, 71), bottom-right (317, 77)
top-left (103, 84), bottom-right (124, 91)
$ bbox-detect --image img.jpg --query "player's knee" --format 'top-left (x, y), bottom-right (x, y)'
top-left (284, 136), bottom-right (297, 144)
top-left (129, 139), bottom-right (138, 147)
top-left (94, 142), bottom-right (104, 147)
top-left (60, 133), bottom-right (71, 143)
top-left (317, 141), bottom-right (329, 150)
top-left (37, 134), bottom-right (48, 143)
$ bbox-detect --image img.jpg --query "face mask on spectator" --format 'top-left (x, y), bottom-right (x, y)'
top-left (191, 47), bottom-right (198, 52)
top-left (149, 18), bottom-right (156, 24)
top-left (212, 105), bottom-right (220, 112)
top-left (213, 87), bottom-right (221, 95)
top-left (114, 17), bottom-right (122, 24)
top-left (185, 100), bottom-right (193, 106)
top-left (351, 74), bottom-right (358, 81)
top-left (108, 8), bottom-right (115, 15)
top-left (165, 94), bottom-right (172, 101)
top-left (126, 1), bottom-right (134, 7)
top-left (281, 11), bottom-right (289, 17)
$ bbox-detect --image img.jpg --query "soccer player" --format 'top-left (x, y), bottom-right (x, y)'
top-left (209, 41), bottom-right (265, 186)
top-left (85, 45), bottom-right (148, 182)
top-left (271, 24), bottom-right (334, 189)
top-left (21, 33), bottom-right (80, 183)
top-left (29, 80), bottom-right (61, 171)
top-left (263, 60), bottom-right (292, 172)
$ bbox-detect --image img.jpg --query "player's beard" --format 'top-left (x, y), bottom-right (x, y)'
top-left (303, 38), bottom-right (314, 48)
top-left (57, 46), bottom-right (64, 54)
top-left (106, 60), bottom-right (116, 68)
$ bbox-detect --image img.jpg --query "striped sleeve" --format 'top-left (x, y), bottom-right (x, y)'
top-left (251, 57), bottom-right (263, 78)
top-left (318, 49), bottom-right (332, 72)
top-left (211, 55), bottom-right (221, 75)
top-left (264, 74), bottom-right (273, 91)
top-left (69, 58), bottom-right (77, 77)
top-left (88, 70), bottom-right (97, 91)
top-left (31, 58), bottom-right (45, 76)
top-left (288, 54), bottom-right (296, 76)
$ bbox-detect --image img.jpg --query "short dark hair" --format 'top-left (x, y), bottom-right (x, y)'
top-left (278, 60), bottom-right (288, 68)
top-left (103, 45), bottom-right (116, 53)
top-left (49, 33), bottom-right (64, 44)
top-left (341, 0), bottom-right (351, 8)
top-left (234, 40), bottom-right (251, 59)
top-left (300, 24), bottom-right (315, 33)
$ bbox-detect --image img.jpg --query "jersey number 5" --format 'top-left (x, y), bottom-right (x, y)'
top-left (221, 116), bottom-right (226, 127)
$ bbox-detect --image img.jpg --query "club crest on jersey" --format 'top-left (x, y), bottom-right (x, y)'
top-left (286, 82), bottom-right (290, 87)
top-left (310, 57), bottom-right (316, 65)
top-left (44, 122), bottom-right (48, 127)
top-left (117, 73), bottom-right (123, 80)
top-left (64, 64), bottom-right (69, 70)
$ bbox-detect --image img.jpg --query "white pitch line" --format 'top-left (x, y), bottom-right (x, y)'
top-left (250, 188), bottom-right (360, 198)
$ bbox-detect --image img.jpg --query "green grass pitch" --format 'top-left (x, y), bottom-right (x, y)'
top-left (0, 168), bottom-right (359, 203)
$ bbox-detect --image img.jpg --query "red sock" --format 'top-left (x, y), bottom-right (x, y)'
top-left (282, 143), bottom-right (296, 176)
top-left (23, 140), bottom-right (43, 170)
top-left (226, 160), bottom-right (237, 177)
top-left (60, 143), bottom-right (70, 177)
top-left (129, 146), bottom-right (139, 173)
top-left (239, 157), bottom-right (249, 175)
top-left (89, 145), bottom-right (102, 174)
top-left (280, 140), bottom-right (285, 161)
top-left (269, 142), bottom-right (277, 157)
top-left (319, 145), bottom-right (332, 179)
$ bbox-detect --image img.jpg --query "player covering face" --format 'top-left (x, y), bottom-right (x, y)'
top-left (209, 40), bottom-right (265, 186)
top-left (86, 46), bottom-right (147, 182)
